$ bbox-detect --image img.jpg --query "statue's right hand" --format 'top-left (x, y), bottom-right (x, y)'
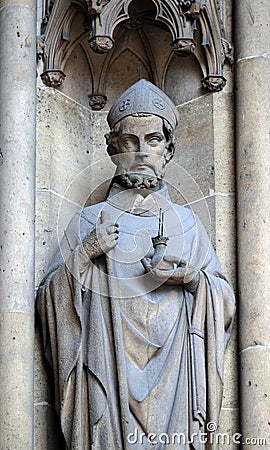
top-left (82, 221), bottom-right (119, 260)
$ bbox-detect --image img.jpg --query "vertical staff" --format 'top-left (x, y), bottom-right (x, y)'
top-left (158, 208), bottom-right (165, 237)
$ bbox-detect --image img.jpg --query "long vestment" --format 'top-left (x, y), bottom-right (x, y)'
top-left (36, 183), bottom-right (235, 450)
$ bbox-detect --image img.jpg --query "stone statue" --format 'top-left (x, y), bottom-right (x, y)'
top-left (36, 80), bottom-right (235, 449)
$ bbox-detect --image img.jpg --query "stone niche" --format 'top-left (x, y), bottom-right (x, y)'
top-left (35, 0), bottom-right (238, 447)
top-left (55, 0), bottom-right (205, 109)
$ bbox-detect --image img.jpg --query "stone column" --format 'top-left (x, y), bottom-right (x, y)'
top-left (235, 1), bottom-right (270, 444)
top-left (0, 0), bottom-right (36, 448)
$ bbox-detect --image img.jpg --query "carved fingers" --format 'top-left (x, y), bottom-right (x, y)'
top-left (163, 263), bottom-right (199, 292)
top-left (141, 257), bottom-right (153, 272)
top-left (82, 221), bottom-right (119, 260)
top-left (97, 221), bottom-right (119, 253)
top-left (141, 258), bottom-right (199, 293)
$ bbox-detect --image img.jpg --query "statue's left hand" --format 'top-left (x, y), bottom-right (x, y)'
top-left (141, 259), bottom-right (199, 293)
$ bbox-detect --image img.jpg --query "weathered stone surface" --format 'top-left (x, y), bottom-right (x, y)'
top-left (0, 313), bottom-right (34, 449)
top-left (36, 88), bottom-right (115, 285)
top-left (0, 1), bottom-right (36, 448)
top-left (235, 1), bottom-right (270, 59)
top-left (0, 3), bottom-right (36, 314)
top-left (236, 58), bottom-right (270, 351)
top-left (164, 53), bottom-right (204, 104)
top-left (222, 324), bottom-right (238, 409)
top-left (240, 348), bottom-right (270, 442)
top-left (35, 191), bottom-right (70, 285)
top-left (218, 408), bottom-right (239, 450)
top-left (34, 404), bottom-right (65, 450)
top-left (214, 194), bottom-right (236, 288)
top-left (34, 327), bottom-right (52, 404)
top-left (1, 0), bottom-right (36, 6)
top-left (36, 87), bottom-right (111, 193)
top-left (213, 93), bottom-right (235, 194)
top-left (235, 1), bottom-right (270, 444)
top-left (174, 96), bottom-right (214, 201)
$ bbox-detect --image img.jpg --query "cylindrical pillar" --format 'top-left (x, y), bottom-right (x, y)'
top-left (235, 1), bottom-right (270, 444)
top-left (0, 0), bottom-right (37, 448)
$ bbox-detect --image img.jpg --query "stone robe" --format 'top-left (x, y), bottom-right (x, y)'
top-left (36, 184), bottom-right (235, 450)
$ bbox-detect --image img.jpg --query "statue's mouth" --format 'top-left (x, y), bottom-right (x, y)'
top-left (132, 165), bottom-right (153, 174)
top-left (130, 162), bottom-right (156, 174)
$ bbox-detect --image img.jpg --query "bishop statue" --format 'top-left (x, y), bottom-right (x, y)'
top-left (37, 80), bottom-right (235, 449)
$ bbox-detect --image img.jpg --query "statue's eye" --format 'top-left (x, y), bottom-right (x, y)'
top-left (148, 136), bottom-right (162, 146)
top-left (120, 138), bottom-right (132, 149)
top-left (120, 137), bottom-right (136, 147)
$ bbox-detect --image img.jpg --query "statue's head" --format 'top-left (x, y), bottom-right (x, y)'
top-left (105, 79), bottom-right (179, 190)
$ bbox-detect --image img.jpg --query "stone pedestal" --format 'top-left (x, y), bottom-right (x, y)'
top-left (0, 0), bottom-right (37, 448)
top-left (235, 1), bottom-right (270, 443)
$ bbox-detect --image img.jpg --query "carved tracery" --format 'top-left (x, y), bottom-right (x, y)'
top-left (38, 0), bottom-right (231, 98)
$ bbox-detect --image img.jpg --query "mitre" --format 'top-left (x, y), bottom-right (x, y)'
top-left (107, 79), bottom-right (179, 130)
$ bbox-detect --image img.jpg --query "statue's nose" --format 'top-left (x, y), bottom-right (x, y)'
top-left (137, 138), bottom-right (149, 155)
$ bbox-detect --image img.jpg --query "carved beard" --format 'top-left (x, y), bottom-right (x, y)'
top-left (115, 172), bottom-right (159, 190)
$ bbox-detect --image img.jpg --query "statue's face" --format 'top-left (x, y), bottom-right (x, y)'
top-left (111, 115), bottom-right (172, 186)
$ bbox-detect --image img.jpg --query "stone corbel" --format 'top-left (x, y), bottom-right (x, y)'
top-left (171, 38), bottom-right (196, 57)
top-left (201, 74), bottom-right (226, 92)
top-left (89, 36), bottom-right (114, 53)
top-left (39, 0), bottom-right (89, 88)
top-left (40, 69), bottom-right (66, 88)
top-left (88, 94), bottom-right (107, 110)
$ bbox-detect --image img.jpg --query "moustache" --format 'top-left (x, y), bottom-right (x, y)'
top-left (115, 173), bottom-right (159, 189)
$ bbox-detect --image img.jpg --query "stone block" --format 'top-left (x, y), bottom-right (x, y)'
top-left (235, 1), bottom-right (270, 59)
top-left (218, 408), bottom-right (239, 450)
top-left (213, 93), bottom-right (235, 194)
top-left (175, 96), bottom-right (214, 200)
top-left (240, 347), bottom-right (270, 443)
top-left (236, 57), bottom-right (270, 351)
top-left (36, 87), bottom-right (114, 203)
top-left (222, 323), bottom-right (238, 409)
top-left (214, 194), bottom-right (236, 289)
top-left (0, 312), bottom-right (34, 448)
top-left (35, 190), bottom-right (52, 285)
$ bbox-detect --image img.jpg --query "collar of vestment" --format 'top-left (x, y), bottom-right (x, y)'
top-left (106, 182), bottom-right (172, 217)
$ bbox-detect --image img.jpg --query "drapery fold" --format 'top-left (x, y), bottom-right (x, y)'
top-left (37, 191), bottom-right (235, 450)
